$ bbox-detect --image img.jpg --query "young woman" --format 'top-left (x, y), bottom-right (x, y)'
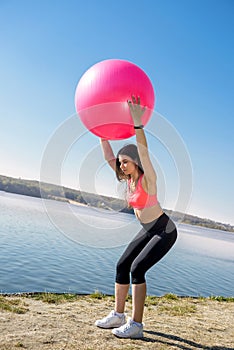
top-left (95, 96), bottom-right (177, 339)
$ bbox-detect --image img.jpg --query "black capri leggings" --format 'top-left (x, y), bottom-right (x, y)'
top-left (115, 213), bottom-right (177, 285)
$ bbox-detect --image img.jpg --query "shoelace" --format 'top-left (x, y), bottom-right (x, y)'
top-left (106, 313), bottom-right (115, 321)
top-left (121, 321), bottom-right (133, 332)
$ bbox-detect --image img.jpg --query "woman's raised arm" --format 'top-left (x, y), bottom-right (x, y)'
top-left (100, 138), bottom-right (116, 171)
top-left (128, 96), bottom-right (156, 185)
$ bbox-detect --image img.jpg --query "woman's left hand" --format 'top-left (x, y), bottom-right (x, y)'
top-left (127, 95), bottom-right (146, 126)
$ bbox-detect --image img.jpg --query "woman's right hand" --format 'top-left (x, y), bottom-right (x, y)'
top-left (127, 95), bottom-right (146, 126)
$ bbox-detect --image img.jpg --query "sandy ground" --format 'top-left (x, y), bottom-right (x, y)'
top-left (0, 295), bottom-right (233, 350)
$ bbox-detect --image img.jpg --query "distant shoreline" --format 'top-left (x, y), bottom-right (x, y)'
top-left (1, 174), bottom-right (234, 233)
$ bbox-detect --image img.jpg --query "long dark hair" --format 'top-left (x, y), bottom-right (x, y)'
top-left (115, 144), bottom-right (144, 181)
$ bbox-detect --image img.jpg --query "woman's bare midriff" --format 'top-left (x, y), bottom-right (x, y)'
top-left (134, 203), bottom-right (164, 224)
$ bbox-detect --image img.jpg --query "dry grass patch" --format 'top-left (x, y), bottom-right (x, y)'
top-left (0, 293), bottom-right (233, 350)
top-left (0, 296), bottom-right (28, 314)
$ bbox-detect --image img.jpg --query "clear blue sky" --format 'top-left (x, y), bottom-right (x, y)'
top-left (0, 0), bottom-right (233, 225)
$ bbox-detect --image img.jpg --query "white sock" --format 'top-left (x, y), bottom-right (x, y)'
top-left (115, 311), bottom-right (124, 317)
top-left (132, 319), bottom-right (142, 327)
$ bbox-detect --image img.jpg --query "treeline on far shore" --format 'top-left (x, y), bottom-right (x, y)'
top-left (0, 174), bottom-right (233, 233)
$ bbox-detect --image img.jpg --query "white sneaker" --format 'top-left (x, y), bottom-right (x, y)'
top-left (112, 318), bottom-right (143, 338)
top-left (95, 310), bottom-right (126, 329)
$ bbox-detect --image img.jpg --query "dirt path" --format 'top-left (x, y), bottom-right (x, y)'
top-left (0, 295), bottom-right (233, 350)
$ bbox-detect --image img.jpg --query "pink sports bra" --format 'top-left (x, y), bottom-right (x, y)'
top-left (127, 174), bottom-right (158, 209)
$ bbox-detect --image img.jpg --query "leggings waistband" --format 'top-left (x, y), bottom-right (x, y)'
top-left (141, 213), bottom-right (175, 234)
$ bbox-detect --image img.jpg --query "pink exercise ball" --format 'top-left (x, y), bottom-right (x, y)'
top-left (74, 59), bottom-right (155, 140)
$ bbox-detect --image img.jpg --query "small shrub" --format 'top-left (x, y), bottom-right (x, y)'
top-left (163, 293), bottom-right (179, 300)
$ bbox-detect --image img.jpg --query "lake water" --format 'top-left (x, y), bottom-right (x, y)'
top-left (0, 191), bottom-right (233, 297)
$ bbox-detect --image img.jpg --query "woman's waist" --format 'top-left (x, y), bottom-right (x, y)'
top-left (134, 204), bottom-right (164, 224)
top-left (140, 212), bottom-right (176, 234)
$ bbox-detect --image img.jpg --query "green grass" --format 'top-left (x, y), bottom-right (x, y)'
top-left (145, 294), bottom-right (197, 316)
top-left (209, 295), bottom-right (234, 302)
top-left (145, 295), bottom-right (159, 306)
top-left (22, 292), bottom-right (234, 304)
top-left (89, 290), bottom-right (106, 299)
top-left (163, 293), bottom-right (179, 300)
top-left (0, 296), bottom-right (28, 314)
top-left (145, 293), bottom-right (179, 306)
top-left (1, 292), bottom-right (233, 309)
top-left (158, 303), bottom-right (197, 316)
top-left (29, 292), bottom-right (79, 304)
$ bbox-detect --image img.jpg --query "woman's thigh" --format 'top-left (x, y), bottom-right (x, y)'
top-left (131, 229), bottom-right (177, 274)
top-left (117, 228), bottom-right (151, 268)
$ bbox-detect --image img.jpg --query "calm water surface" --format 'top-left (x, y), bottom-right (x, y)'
top-left (0, 192), bottom-right (233, 296)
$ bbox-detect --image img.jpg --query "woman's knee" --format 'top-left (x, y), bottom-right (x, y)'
top-left (115, 259), bottom-right (130, 284)
top-left (130, 263), bottom-right (146, 284)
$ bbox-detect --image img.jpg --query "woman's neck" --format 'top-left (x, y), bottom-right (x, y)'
top-left (130, 170), bottom-right (142, 183)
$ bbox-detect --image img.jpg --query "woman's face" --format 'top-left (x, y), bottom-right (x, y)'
top-left (118, 154), bottom-right (137, 176)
